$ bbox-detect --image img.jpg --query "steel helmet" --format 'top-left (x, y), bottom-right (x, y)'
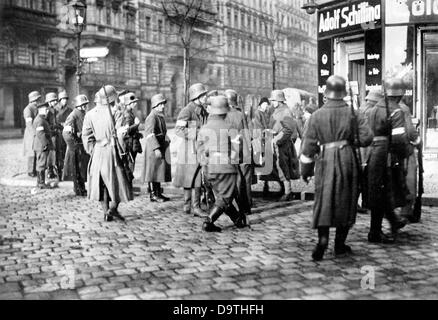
top-left (151, 93), bottom-right (167, 109)
top-left (45, 92), bottom-right (58, 103)
top-left (324, 75), bottom-right (347, 100)
top-left (122, 92), bottom-right (139, 106)
top-left (269, 90), bottom-right (286, 102)
top-left (96, 85), bottom-right (118, 105)
top-left (385, 78), bottom-right (405, 97)
top-left (224, 89), bottom-right (239, 106)
top-left (189, 83), bottom-right (208, 101)
top-left (73, 94), bottom-right (89, 108)
top-left (28, 91), bottom-right (41, 103)
top-left (365, 89), bottom-right (383, 102)
top-left (208, 95), bottom-right (230, 115)
top-left (58, 90), bottom-right (68, 101)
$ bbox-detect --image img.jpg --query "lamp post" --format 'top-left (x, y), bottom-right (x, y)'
top-left (301, 0), bottom-right (317, 15)
top-left (68, 0), bottom-right (87, 93)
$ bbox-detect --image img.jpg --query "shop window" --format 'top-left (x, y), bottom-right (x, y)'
top-left (385, 26), bottom-right (415, 115)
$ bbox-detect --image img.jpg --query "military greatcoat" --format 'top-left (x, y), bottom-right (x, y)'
top-left (198, 115), bottom-right (239, 210)
top-left (301, 99), bottom-right (373, 229)
top-left (173, 101), bottom-right (208, 188)
top-left (82, 104), bottom-right (133, 203)
top-left (141, 108), bottom-right (171, 183)
top-left (23, 102), bottom-right (38, 157)
top-left (32, 114), bottom-right (54, 172)
top-left (62, 108), bottom-right (89, 182)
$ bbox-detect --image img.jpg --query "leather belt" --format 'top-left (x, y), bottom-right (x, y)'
top-left (96, 138), bottom-right (110, 147)
top-left (323, 140), bottom-right (349, 149)
top-left (373, 136), bottom-right (388, 142)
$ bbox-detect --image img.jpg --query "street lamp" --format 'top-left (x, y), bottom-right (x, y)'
top-left (67, 0), bottom-right (87, 92)
top-left (301, 0), bottom-right (317, 15)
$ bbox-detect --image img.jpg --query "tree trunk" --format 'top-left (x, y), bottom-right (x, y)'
top-left (183, 45), bottom-right (190, 106)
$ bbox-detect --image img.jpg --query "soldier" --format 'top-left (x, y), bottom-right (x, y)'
top-left (62, 94), bottom-right (89, 196)
top-left (224, 89), bottom-right (253, 209)
top-left (300, 75), bottom-right (373, 261)
top-left (32, 102), bottom-right (54, 189)
top-left (252, 97), bottom-right (270, 169)
top-left (45, 92), bottom-right (63, 180)
top-left (364, 78), bottom-right (418, 243)
top-left (141, 93), bottom-right (172, 202)
top-left (198, 95), bottom-right (246, 232)
top-left (268, 90), bottom-right (301, 201)
top-left (82, 85), bottom-right (133, 222)
top-left (23, 91), bottom-right (41, 177)
top-left (118, 91), bottom-right (143, 172)
top-left (174, 83), bottom-right (209, 217)
top-left (56, 90), bottom-right (72, 179)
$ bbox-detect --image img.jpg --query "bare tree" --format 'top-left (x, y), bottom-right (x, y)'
top-left (263, 3), bottom-right (304, 90)
top-left (161, 0), bottom-right (218, 105)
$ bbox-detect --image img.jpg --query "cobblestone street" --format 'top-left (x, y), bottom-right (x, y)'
top-left (1, 183), bottom-right (438, 300)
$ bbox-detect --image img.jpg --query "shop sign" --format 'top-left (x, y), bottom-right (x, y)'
top-left (365, 28), bottom-right (382, 92)
top-left (386, 0), bottom-right (438, 24)
top-left (318, 0), bottom-right (381, 37)
top-left (318, 38), bottom-right (332, 106)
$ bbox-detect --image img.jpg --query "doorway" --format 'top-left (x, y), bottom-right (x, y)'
top-left (421, 30), bottom-right (438, 152)
top-left (334, 37), bottom-right (366, 106)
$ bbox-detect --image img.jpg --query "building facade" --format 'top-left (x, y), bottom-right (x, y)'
top-left (0, 0), bottom-right (317, 130)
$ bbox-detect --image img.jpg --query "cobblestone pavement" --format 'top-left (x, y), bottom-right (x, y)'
top-left (1, 184), bottom-right (438, 300)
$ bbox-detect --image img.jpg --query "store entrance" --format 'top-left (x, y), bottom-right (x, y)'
top-left (334, 36), bottom-right (366, 106)
top-left (422, 31), bottom-right (438, 152)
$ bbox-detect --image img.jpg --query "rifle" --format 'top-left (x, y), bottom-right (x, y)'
top-left (348, 81), bottom-right (364, 194)
top-left (412, 123), bottom-right (423, 223)
top-left (102, 86), bottom-right (134, 183)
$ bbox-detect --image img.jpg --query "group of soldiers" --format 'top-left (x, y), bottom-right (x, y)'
top-left (300, 75), bottom-right (421, 261)
top-left (22, 74), bottom-right (422, 259)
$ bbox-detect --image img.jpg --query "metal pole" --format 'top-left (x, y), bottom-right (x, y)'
top-left (76, 30), bottom-right (82, 94)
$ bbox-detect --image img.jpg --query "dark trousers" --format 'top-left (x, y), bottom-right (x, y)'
top-left (317, 226), bottom-right (350, 248)
top-left (238, 164), bottom-right (253, 208)
top-left (36, 151), bottom-right (49, 172)
top-left (100, 177), bottom-right (119, 213)
top-left (27, 154), bottom-right (36, 174)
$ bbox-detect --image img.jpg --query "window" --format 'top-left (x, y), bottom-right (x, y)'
top-left (106, 6), bottom-right (111, 25)
top-left (158, 19), bottom-right (163, 43)
top-left (29, 47), bottom-right (38, 66)
top-left (130, 58), bottom-right (137, 77)
top-left (8, 47), bottom-right (15, 65)
top-left (49, 48), bottom-right (56, 67)
top-left (145, 17), bottom-right (151, 41)
top-left (146, 59), bottom-right (152, 83)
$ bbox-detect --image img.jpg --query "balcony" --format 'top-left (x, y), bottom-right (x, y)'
top-left (82, 72), bottom-right (141, 89)
top-left (0, 64), bottom-right (58, 85)
top-left (2, 5), bottom-right (58, 34)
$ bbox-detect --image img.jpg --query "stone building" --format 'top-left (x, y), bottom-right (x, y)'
top-left (0, 0), bottom-right (316, 130)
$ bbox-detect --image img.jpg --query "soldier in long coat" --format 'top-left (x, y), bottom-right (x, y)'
top-left (62, 94), bottom-right (89, 196)
top-left (82, 85), bottom-right (133, 222)
top-left (268, 90), bottom-right (301, 201)
top-left (23, 91), bottom-right (41, 177)
top-left (141, 93), bottom-right (172, 202)
top-left (198, 95), bottom-right (247, 232)
top-left (224, 89), bottom-right (253, 210)
top-left (364, 78), bottom-right (419, 243)
top-left (56, 91), bottom-right (72, 179)
top-left (32, 102), bottom-right (54, 189)
top-left (300, 75), bottom-right (373, 261)
top-left (174, 83), bottom-right (209, 217)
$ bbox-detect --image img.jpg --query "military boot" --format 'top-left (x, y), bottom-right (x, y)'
top-left (150, 184), bottom-right (164, 203)
top-left (47, 166), bottom-right (56, 180)
top-left (225, 205), bottom-right (247, 229)
top-left (202, 206), bottom-right (223, 232)
top-left (183, 189), bottom-right (192, 214)
top-left (37, 171), bottom-right (50, 189)
top-left (155, 183), bottom-right (170, 202)
top-left (192, 187), bottom-right (206, 217)
top-left (334, 227), bottom-right (352, 256)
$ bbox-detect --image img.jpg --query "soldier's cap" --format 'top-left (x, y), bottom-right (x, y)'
top-left (28, 91), bottom-right (41, 103)
top-left (189, 83), bottom-right (208, 101)
top-left (365, 90), bottom-right (383, 102)
top-left (36, 102), bottom-right (49, 109)
top-left (208, 95), bottom-right (230, 115)
top-left (58, 90), bottom-right (68, 101)
top-left (151, 93), bottom-right (167, 109)
top-left (269, 90), bottom-right (286, 102)
top-left (122, 92), bottom-right (139, 105)
top-left (45, 92), bottom-right (58, 103)
top-left (74, 94), bottom-right (89, 108)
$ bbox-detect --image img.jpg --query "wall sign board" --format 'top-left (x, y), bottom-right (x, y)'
top-left (365, 28), bottom-right (382, 92)
top-left (318, 38), bottom-right (332, 106)
top-left (386, 0), bottom-right (438, 24)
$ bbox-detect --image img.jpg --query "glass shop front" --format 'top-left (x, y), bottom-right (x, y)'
top-left (317, 0), bottom-right (438, 154)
